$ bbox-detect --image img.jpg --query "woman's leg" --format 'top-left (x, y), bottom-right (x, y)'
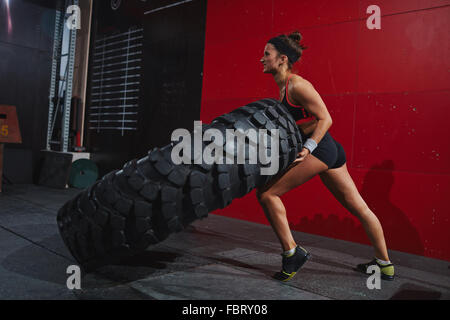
top-left (318, 163), bottom-right (390, 261)
top-left (256, 154), bottom-right (329, 251)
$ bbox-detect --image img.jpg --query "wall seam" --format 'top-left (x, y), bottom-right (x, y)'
top-left (351, 1), bottom-right (362, 169)
top-left (298, 4), bottom-right (450, 31)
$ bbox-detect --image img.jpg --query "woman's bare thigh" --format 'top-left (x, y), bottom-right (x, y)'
top-left (257, 154), bottom-right (329, 197)
top-left (318, 163), bottom-right (369, 216)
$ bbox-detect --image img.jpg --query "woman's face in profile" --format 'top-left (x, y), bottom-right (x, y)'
top-left (260, 43), bottom-right (281, 74)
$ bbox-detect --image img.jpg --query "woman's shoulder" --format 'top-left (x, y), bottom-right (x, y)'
top-left (289, 74), bottom-right (313, 88)
top-left (287, 74), bottom-right (320, 106)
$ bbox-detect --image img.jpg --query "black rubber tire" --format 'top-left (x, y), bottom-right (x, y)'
top-left (57, 98), bottom-right (303, 271)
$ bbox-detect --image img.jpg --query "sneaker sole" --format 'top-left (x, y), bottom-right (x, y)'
top-left (354, 266), bottom-right (395, 281)
top-left (275, 252), bottom-right (311, 282)
top-left (381, 274), bottom-right (395, 281)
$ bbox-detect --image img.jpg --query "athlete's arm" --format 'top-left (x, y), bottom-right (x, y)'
top-left (290, 78), bottom-right (332, 156)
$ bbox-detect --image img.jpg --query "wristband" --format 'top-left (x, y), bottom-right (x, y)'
top-left (303, 138), bottom-right (317, 154)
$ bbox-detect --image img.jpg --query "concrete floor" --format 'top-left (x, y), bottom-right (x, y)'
top-left (0, 183), bottom-right (449, 300)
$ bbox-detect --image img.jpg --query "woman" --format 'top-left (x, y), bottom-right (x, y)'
top-left (257, 31), bottom-right (394, 282)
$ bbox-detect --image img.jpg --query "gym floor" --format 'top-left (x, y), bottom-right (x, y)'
top-left (0, 184), bottom-right (449, 300)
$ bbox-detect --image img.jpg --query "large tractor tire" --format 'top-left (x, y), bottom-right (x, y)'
top-left (57, 98), bottom-right (303, 271)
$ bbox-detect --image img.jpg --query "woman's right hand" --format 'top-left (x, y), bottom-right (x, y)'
top-left (293, 148), bottom-right (310, 164)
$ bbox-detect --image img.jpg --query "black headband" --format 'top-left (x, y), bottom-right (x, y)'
top-left (267, 37), bottom-right (300, 64)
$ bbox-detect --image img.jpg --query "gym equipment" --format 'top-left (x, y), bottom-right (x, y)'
top-left (69, 159), bottom-right (99, 189)
top-left (38, 151), bottom-right (73, 189)
top-left (56, 98), bottom-right (303, 270)
top-left (0, 105), bottom-right (22, 193)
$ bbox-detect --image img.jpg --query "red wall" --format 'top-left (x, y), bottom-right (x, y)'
top-left (200, 0), bottom-right (450, 261)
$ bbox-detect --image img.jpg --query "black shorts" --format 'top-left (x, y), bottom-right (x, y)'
top-left (300, 130), bottom-right (347, 169)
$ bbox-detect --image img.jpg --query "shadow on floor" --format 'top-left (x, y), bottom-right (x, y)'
top-left (1, 234), bottom-right (72, 286)
top-left (389, 283), bottom-right (442, 300)
top-left (92, 250), bottom-right (184, 284)
top-left (1, 230), bottom-right (187, 288)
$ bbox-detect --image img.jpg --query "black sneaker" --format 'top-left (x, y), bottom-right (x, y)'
top-left (356, 259), bottom-right (395, 281)
top-left (273, 246), bottom-right (311, 282)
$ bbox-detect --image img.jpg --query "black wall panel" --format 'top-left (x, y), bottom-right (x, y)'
top-left (0, 0), bottom-right (56, 183)
top-left (86, 0), bottom-right (207, 177)
top-left (137, 0), bottom-right (206, 154)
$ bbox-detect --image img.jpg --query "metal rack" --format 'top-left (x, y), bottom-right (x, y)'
top-left (46, 0), bottom-right (79, 152)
